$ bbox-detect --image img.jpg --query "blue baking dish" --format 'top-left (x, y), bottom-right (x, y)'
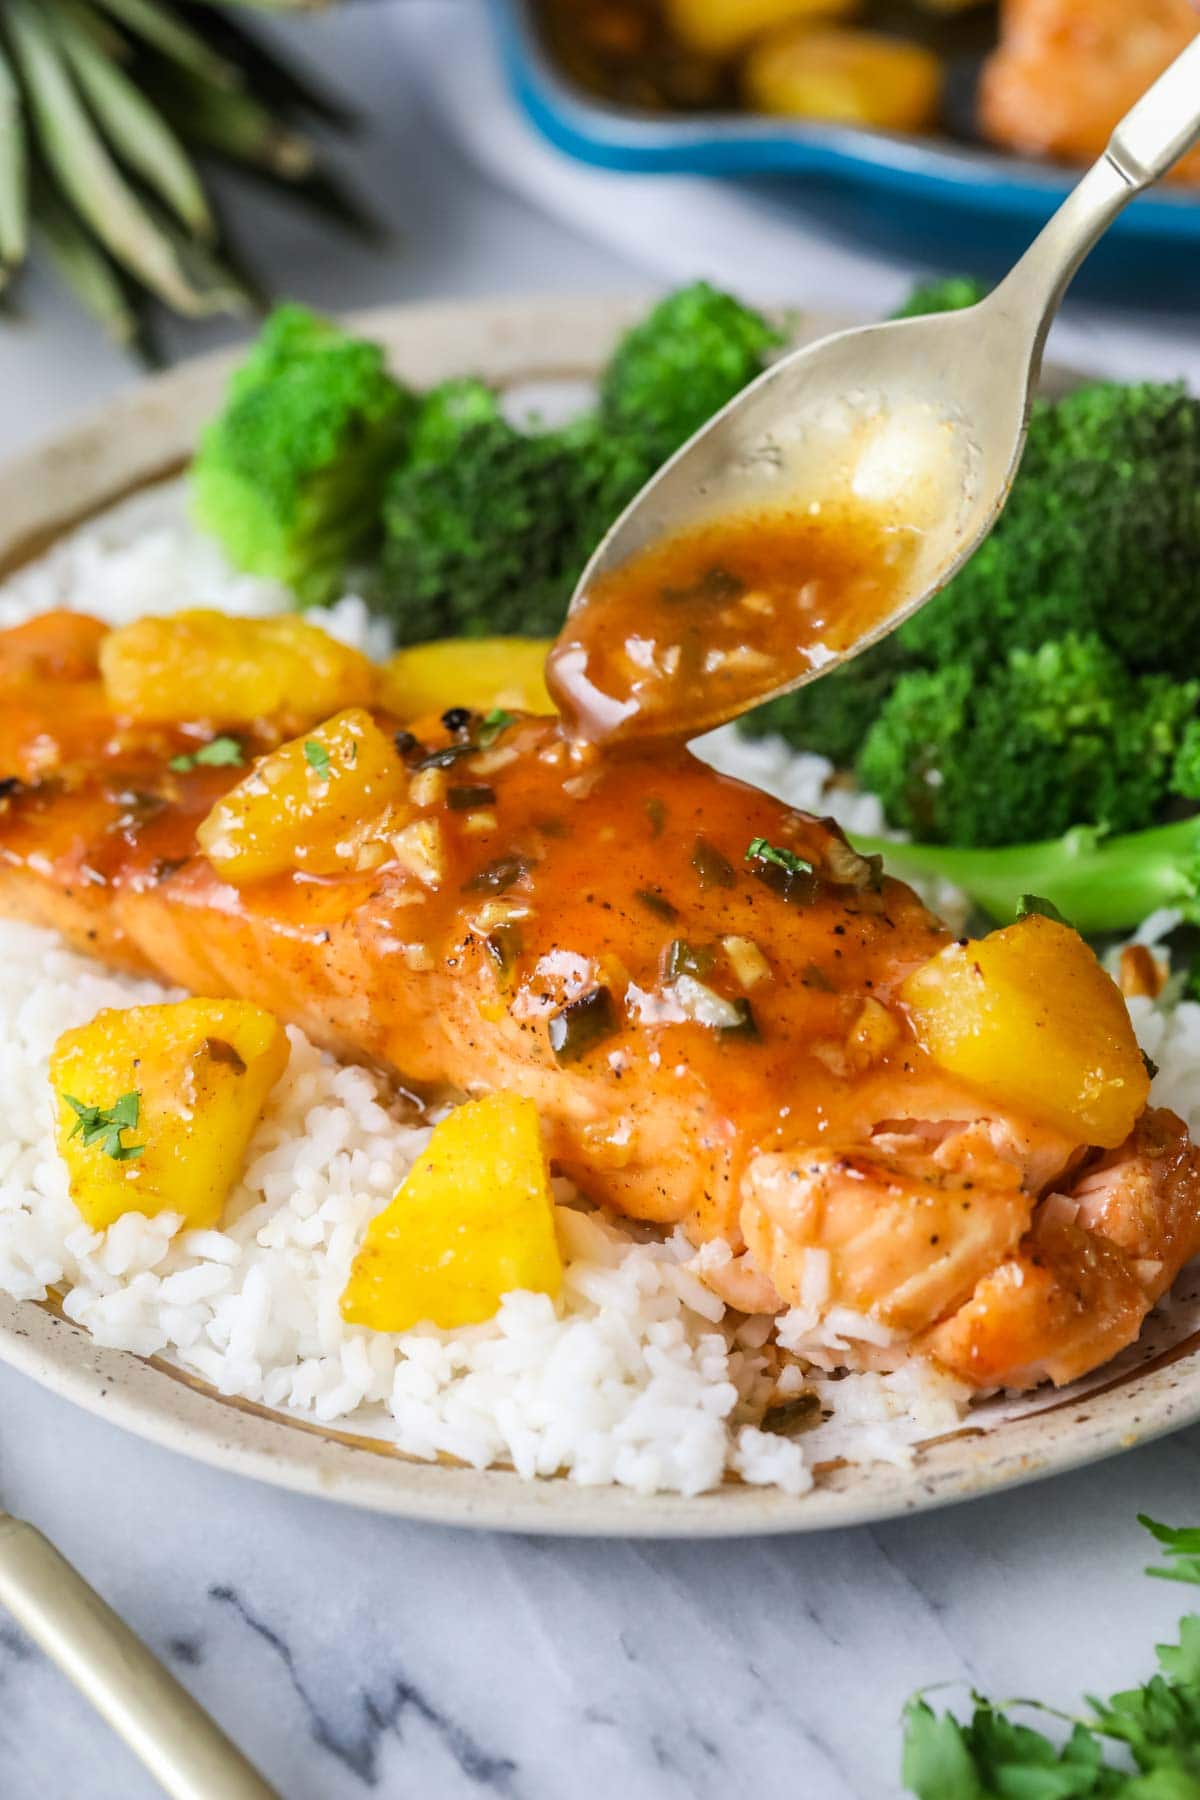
top-left (488, 0), bottom-right (1200, 306)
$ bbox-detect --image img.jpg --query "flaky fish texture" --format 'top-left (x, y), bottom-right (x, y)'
top-left (2, 610), bottom-right (1198, 1392)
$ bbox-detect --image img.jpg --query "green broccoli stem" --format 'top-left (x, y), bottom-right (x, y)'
top-left (851, 817), bottom-right (1200, 933)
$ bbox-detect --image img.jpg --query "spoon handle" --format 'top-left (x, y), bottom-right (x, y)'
top-left (0, 1515), bottom-right (278, 1800)
top-left (990, 36), bottom-right (1200, 341)
top-left (1111, 35), bottom-right (1200, 188)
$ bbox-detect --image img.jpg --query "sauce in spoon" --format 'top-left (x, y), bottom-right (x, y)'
top-left (546, 492), bottom-right (922, 745)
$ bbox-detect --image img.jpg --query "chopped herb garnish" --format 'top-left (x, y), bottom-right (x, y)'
top-left (108, 789), bottom-right (166, 829)
top-left (63, 1090), bottom-right (144, 1161)
top-left (645, 797), bottom-right (666, 837)
top-left (634, 887), bottom-right (679, 923)
top-left (665, 939), bottom-right (714, 981)
top-left (483, 923), bottom-right (523, 984)
top-left (691, 837), bottom-right (736, 890)
top-left (477, 708), bottom-right (516, 749)
top-left (746, 837), bottom-right (821, 905)
top-left (1016, 892), bottom-right (1070, 926)
top-left (746, 837), bottom-right (814, 877)
top-left (802, 963), bottom-right (836, 993)
top-left (304, 740), bottom-right (331, 779)
top-left (447, 784), bottom-right (497, 812)
top-left (661, 565), bottom-right (744, 608)
top-left (548, 987), bottom-right (619, 1065)
top-left (760, 1394), bottom-right (821, 1437)
top-left (169, 736), bottom-right (244, 774)
top-left (464, 855), bottom-right (532, 895)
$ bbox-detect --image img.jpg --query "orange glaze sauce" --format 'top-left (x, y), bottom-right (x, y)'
top-left (546, 495), bottom-right (920, 744)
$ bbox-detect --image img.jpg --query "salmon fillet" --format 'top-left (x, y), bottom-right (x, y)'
top-left (2, 609), bottom-right (1199, 1392)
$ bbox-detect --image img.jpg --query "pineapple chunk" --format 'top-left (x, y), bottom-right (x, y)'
top-left (196, 708), bottom-right (408, 883)
top-left (665, 0), bottom-right (857, 57)
top-left (379, 637), bottom-right (554, 722)
top-left (901, 914), bottom-right (1149, 1148)
top-left (341, 1094), bottom-right (561, 1332)
top-left (100, 609), bottom-right (376, 729)
top-left (50, 999), bottom-right (289, 1231)
top-left (743, 25), bottom-right (942, 131)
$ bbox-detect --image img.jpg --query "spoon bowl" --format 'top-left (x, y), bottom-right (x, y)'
top-left (550, 36), bottom-right (1200, 744)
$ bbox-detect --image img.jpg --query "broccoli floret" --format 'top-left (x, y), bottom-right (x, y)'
top-left (858, 634), bottom-right (1198, 847)
top-left (891, 275), bottom-right (989, 320)
top-left (371, 284), bottom-right (782, 645)
top-left (376, 415), bottom-right (641, 643)
top-left (854, 816), bottom-right (1200, 936)
top-left (737, 637), bottom-right (910, 767)
top-left (1174, 721), bottom-right (1200, 801)
top-left (191, 305), bottom-right (414, 607)
top-left (743, 380), bottom-right (1200, 766)
top-left (373, 395), bottom-right (666, 645)
top-left (408, 378), bottom-right (501, 463)
top-left (898, 382), bottom-right (1200, 675)
top-left (599, 281), bottom-right (781, 462)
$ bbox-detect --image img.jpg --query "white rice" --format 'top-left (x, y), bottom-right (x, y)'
top-left (0, 480), bottom-right (1170, 1495)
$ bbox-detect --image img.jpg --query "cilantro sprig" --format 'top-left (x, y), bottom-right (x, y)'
top-left (169, 736), bottom-right (244, 774)
top-left (902, 1516), bottom-right (1200, 1796)
top-left (303, 740), bottom-right (332, 779)
top-left (63, 1090), bottom-right (144, 1162)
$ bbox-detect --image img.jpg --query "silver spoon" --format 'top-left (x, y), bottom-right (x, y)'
top-left (551, 37), bottom-right (1200, 742)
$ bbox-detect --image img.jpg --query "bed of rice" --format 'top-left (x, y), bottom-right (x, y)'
top-left (0, 483), bottom-right (1191, 1497)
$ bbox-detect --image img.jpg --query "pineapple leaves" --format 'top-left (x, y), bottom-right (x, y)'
top-left (34, 175), bottom-right (140, 349)
top-left (0, 0), bottom-right (366, 352)
top-left (95, 0), bottom-right (239, 90)
top-left (0, 36), bottom-right (27, 274)
top-left (5, 0), bottom-right (230, 312)
top-left (51, 0), bottom-right (214, 238)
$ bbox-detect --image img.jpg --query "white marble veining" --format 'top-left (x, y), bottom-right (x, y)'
top-left (1, 7), bottom-right (1200, 1797)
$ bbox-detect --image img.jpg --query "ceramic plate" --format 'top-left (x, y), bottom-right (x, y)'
top-left (2, 294), bottom-right (1199, 1538)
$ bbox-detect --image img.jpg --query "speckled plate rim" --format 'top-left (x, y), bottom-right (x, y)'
top-left (1, 293), bottom-right (1198, 1538)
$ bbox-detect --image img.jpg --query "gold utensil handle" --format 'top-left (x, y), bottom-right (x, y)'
top-left (0, 1517), bottom-right (278, 1800)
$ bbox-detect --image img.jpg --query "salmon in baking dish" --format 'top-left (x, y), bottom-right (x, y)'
top-left (980, 0), bottom-right (1200, 183)
top-left (2, 607), bottom-right (1199, 1393)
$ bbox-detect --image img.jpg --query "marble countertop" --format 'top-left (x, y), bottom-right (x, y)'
top-left (2, 8), bottom-right (1199, 1797)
